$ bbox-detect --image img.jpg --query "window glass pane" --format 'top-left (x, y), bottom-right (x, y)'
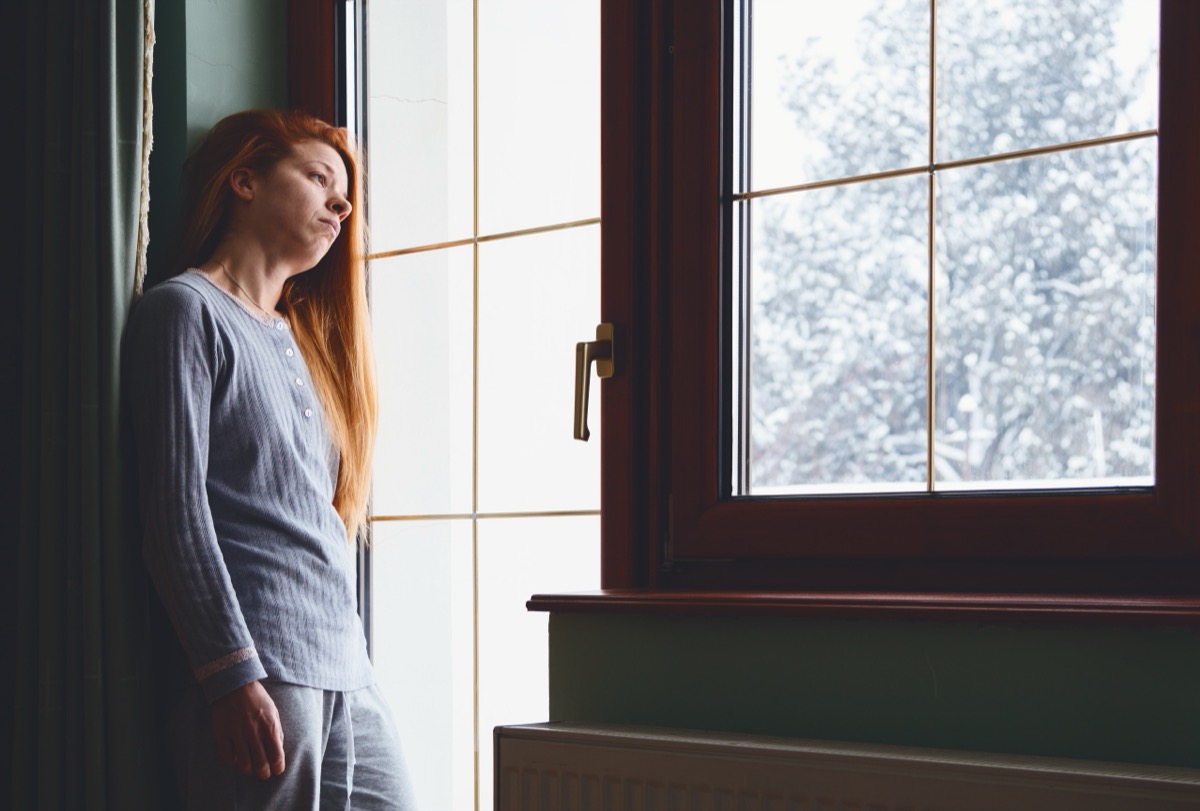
top-left (937, 0), bottom-right (1160, 162)
top-left (477, 516), bottom-right (599, 811)
top-left (371, 249), bottom-right (474, 516)
top-left (738, 0), bottom-right (1158, 499)
top-left (366, 0), bottom-right (474, 249)
top-left (749, 0), bottom-right (929, 192)
top-left (477, 226), bottom-right (601, 512)
top-left (477, 0), bottom-right (600, 234)
top-left (934, 139), bottom-right (1157, 489)
top-left (371, 520), bottom-right (475, 811)
top-left (749, 175), bottom-right (929, 494)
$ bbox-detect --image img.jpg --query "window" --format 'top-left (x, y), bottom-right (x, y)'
top-left (589, 0), bottom-right (1200, 601)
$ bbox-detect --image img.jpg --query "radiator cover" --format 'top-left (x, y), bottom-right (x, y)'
top-left (494, 723), bottom-right (1200, 811)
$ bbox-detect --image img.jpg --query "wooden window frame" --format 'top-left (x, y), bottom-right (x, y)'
top-left (570, 0), bottom-right (1200, 620)
top-left (288, 0), bottom-right (339, 124)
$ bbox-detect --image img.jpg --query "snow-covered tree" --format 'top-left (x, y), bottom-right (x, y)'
top-left (750, 0), bottom-right (1157, 492)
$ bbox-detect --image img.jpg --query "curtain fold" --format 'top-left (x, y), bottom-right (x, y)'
top-left (12, 0), bottom-right (160, 808)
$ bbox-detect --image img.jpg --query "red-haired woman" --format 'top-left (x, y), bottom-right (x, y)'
top-left (126, 109), bottom-right (414, 809)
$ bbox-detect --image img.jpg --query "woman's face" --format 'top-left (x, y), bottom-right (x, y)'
top-left (238, 139), bottom-right (352, 271)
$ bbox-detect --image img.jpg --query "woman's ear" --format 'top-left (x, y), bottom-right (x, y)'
top-left (229, 167), bottom-right (255, 201)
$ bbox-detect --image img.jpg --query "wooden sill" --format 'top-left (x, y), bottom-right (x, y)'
top-left (527, 590), bottom-right (1200, 624)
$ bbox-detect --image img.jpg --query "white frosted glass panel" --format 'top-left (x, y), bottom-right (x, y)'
top-left (476, 516), bottom-right (600, 811)
top-left (477, 0), bottom-right (600, 234)
top-left (938, 0), bottom-right (1159, 162)
top-left (749, 0), bottom-right (929, 192)
top-left (367, 0), bottom-right (473, 249)
top-left (371, 249), bottom-right (473, 516)
top-left (370, 520), bottom-right (474, 811)
top-left (477, 226), bottom-right (601, 513)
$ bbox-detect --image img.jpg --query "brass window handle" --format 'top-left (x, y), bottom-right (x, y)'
top-left (574, 323), bottom-right (614, 441)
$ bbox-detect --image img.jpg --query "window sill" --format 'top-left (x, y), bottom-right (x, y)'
top-left (527, 590), bottom-right (1200, 625)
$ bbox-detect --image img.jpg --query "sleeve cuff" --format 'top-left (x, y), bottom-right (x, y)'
top-left (197, 647), bottom-right (269, 703)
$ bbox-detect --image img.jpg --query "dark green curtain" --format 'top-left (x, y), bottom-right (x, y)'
top-left (11, 0), bottom-right (162, 808)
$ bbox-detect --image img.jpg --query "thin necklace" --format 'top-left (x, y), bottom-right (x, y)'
top-left (217, 260), bottom-right (279, 323)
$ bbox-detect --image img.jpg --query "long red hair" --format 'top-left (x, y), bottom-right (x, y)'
top-left (173, 109), bottom-right (377, 538)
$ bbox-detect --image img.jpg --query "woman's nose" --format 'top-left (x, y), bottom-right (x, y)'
top-left (329, 195), bottom-right (352, 221)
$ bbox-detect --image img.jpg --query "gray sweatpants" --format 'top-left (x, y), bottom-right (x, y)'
top-left (168, 680), bottom-right (417, 810)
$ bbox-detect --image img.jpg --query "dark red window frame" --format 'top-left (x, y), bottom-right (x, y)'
top-left (576, 0), bottom-right (1200, 619)
top-left (287, 0), bottom-right (339, 124)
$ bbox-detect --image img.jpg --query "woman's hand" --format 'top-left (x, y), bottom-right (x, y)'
top-left (210, 680), bottom-right (286, 780)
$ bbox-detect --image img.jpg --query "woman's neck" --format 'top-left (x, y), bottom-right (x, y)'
top-left (200, 238), bottom-right (301, 318)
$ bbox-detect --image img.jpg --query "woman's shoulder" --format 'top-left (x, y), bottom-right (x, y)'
top-left (138, 270), bottom-right (214, 308)
top-left (127, 271), bottom-right (230, 345)
top-left (131, 271), bottom-right (222, 323)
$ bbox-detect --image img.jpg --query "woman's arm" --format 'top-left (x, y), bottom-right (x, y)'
top-left (125, 284), bottom-right (269, 701)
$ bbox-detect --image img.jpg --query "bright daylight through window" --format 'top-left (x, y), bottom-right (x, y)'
top-left (735, 0), bottom-right (1159, 497)
top-left (363, 1), bottom-right (600, 809)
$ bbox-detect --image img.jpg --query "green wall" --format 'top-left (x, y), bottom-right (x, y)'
top-left (183, 0), bottom-right (288, 145)
top-left (147, 0), bottom-right (286, 285)
top-left (548, 613), bottom-right (1200, 769)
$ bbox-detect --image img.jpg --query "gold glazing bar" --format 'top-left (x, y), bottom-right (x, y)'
top-left (735, 164), bottom-right (928, 201)
top-left (927, 171), bottom-right (936, 494)
top-left (929, 0), bottom-right (938, 166)
top-left (477, 216), bottom-right (602, 244)
top-left (369, 236), bottom-right (476, 260)
top-left (367, 217), bottom-right (602, 261)
top-left (934, 128), bottom-right (1157, 172)
top-left (471, 3), bottom-right (480, 808)
top-left (927, 0), bottom-right (938, 493)
top-left (371, 509), bottom-right (602, 523)
top-left (733, 128), bottom-right (1158, 204)
top-left (476, 508), bottom-right (601, 520)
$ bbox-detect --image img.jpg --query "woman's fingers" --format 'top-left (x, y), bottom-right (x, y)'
top-left (218, 735), bottom-right (252, 776)
top-left (255, 686), bottom-right (286, 778)
top-left (230, 737), bottom-right (254, 776)
top-left (211, 680), bottom-right (288, 780)
top-left (266, 716), bottom-right (287, 776)
top-left (246, 728), bottom-right (273, 780)
top-left (218, 740), bottom-right (240, 774)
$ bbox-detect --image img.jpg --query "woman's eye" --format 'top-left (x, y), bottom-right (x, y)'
top-left (311, 172), bottom-right (327, 186)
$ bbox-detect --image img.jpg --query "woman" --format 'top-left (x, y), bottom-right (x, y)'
top-left (126, 109), bottom-right (414, 809)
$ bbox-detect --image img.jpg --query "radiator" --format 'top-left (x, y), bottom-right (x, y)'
top-left (494, 723), bottom-right (1200, 811)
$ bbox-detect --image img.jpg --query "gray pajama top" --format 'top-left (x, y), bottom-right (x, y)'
top-left (126, 270), bottom-right (373, 703)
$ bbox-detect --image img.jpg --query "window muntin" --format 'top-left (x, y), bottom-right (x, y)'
top-left (736, 0), bottom-right (1159, 497)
